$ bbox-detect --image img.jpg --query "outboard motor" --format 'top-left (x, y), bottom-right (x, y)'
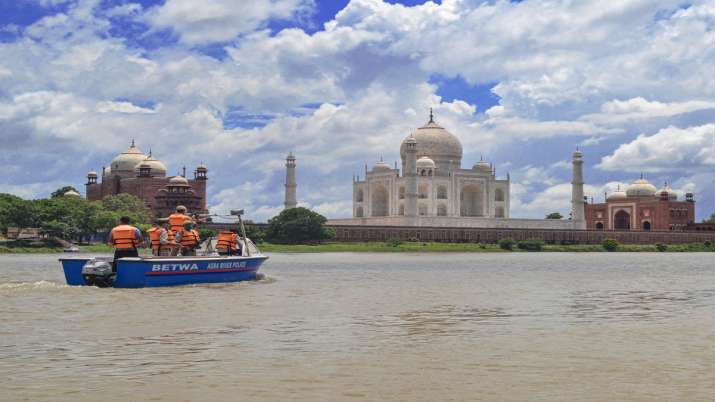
top-left (82, 258), bottom-right (115, 288)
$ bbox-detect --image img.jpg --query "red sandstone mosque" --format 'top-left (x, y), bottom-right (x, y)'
top-left (585, 176), bottom-right (695, 231)
top-left (85, 141), bottom-right (208, 218)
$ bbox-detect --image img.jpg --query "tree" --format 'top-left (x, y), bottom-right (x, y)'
top-left (546, 212), bottom-right (563, 219)
top-left (101, 193), bottom-right (152, 225)
top-left (51, 186), bottom-right (79, 198)
top-left (704, 214), bottom-right (715, 223)
top-left (265, 207), bottom-right (334, 244)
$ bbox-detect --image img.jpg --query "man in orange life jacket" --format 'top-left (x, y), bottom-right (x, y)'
top-left (216, 229), bottom-right (240, 256)
top-left (158, 220), bottom-right (176, 256)
top-left (107, 216), bottom-right (143, 271)
top-left (147, 219), bottom-right (173, 256)
top-left (168, 205), bottom-right (190, 235)
top-left (174, 219), bottom-right (200, 256)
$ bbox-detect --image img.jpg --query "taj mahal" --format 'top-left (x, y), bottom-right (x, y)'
top-left (353, 111), bottom-right (510, 219)
top-left (327, 110), bottom-right (586, 230)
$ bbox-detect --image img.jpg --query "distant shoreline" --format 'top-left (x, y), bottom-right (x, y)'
top-left (3, 242), bottom-right (713, 254)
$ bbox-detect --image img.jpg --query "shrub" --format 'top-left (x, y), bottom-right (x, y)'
top-left (385, 238), bottom-right (402, 247)
top-left (602, 238), bottom-right (619, 252)
top-left (478, 243), bottom-right (486, 249)
top-left (705, 241), bottom-right (712, 248)
top-left (498, 237), bottom-right (515, 251)
top-left (655, 243), bottom-right (667, 252)
top-left (517, 238), bottom-right (544, 251)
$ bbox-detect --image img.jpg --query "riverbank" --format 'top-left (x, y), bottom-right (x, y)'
top-left (259, 242), bottom-right (715, 253)
top-left (2, 241), bottom-right (714, 254)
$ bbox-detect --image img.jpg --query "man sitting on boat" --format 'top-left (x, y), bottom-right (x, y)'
top-left (107, 216), bottom-right (143, 270)
top-left (216, 229), bottom-right (240, 256)
top-left (175, 219), bottom-right (200, 256)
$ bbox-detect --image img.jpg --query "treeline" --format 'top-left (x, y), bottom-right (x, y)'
top-left (0, 190), bottom-right (152, 242)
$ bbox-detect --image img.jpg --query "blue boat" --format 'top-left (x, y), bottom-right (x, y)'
top-left (60, 253), bottom-right (268, 288)
top-left (60, 210), bottom-right (268, 288)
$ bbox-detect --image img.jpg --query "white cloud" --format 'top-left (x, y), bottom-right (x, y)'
top-left (598, 124), bottom-right (715, 172)
top-left (582, 97), bottom-right (715, 125)
top-left (96, 100), bottom-right (156, 114)
top-left (145, 0), bottom-right (314, 45)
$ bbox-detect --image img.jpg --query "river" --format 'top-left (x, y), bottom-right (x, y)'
top-left (1, 252), bottom-right (714, 401)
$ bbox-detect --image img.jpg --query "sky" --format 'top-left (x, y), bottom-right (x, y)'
top-left (1, 0), bottom-right (715, 222)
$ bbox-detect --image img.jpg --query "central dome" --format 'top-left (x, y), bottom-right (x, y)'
top-left (626, 177), bottom-right (657, 197)
top-left (400, 115), bottom-right (463, 174)
top-left (111, 141), bottom-right (147, 177)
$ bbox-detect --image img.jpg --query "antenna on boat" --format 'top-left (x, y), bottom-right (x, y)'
top-left (230, 209), bottom-right (250, 257)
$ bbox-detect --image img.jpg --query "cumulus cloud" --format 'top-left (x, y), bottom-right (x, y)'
top-left (598, 124), bottom-right (715, 172)
top-left (145, 0), bottom-right (314, 45)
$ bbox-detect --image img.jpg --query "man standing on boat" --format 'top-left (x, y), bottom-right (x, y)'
top-left (107, 216), bottom-right (143, 271)
top-left (175, 219), bottom-right (200, 256)
top-left (168, 205), bottom-right (190, 234)
top-left (147, 219), bottom-right (172, 256)
top-left (158, 220), bottom-right (176, 256)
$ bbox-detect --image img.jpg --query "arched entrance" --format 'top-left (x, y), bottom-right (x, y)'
top-left (460, 184), bottom-right (483, 217)
top-left (642, 221), bottom-right (651, 231)
top-left (614, 210), bottom-right (631, 230)
top-left (596, 222), bottom-right (604, 230)
top-left (371, 185), bottom-right (389, 217)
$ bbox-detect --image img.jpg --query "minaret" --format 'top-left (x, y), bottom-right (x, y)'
top-left (284, 152), bottom-right (297, 209)
top-left (404, 134), bottom-right (418, 217)
top-left (571, 148), bottom-right (586, 229)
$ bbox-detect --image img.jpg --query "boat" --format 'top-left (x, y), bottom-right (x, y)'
top-left (63, 246), bottom-right (80, 253)
top-left (59, 209), bottom-right (268, 288)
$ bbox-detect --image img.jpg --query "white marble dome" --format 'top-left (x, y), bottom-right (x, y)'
top-left (111, 141), bottom-right (147, 173)
top-left (416, 156), bottom-right (436, 169)
top-left (372, 159), bottom-right (392, 172)
top-left (607, 185), bottom-right (627, 201)
top-left (626, 177), bottom-right (657, 197)
top-left (400, 117), bottom-right (463, 171)
top-left (472, 158), bottom-right (491, 172)
top-left (169, 175), bottom-right (189, 185)
top-left (135, 154), bottom-right (167, 177)
top-left (656, 183), bottom-right (678, 200)
top-left (63, 189), bottom-right (81, 197)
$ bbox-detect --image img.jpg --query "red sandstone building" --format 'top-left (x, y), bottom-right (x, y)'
top-left (85, 141), bottom-right (208, 217)
top-left (585, 177), bottom-right (695, 231)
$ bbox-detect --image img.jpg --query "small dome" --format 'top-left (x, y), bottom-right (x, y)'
top-left (63, 190), bottom-right (81, 197)
top-left (169, 176), bottom-right (189, 185)
top-left (134, 154), bottom-right (167, 177)
top-left (607, 185), bottom-right (627, 201)
top-left (87, 171), bottom-right (97, 177)
top-left (472, 158), bottom-right (491, 172)
top-left (626, 177), bottom-right (657, 197)
top-left (196, 163), bottom-right (208, 171)
top-left (372, 159), bottom-right (392, 172)
top-left (656, 183), bottom-right (678, 201)
top-left (416, 156), bottom-right (436, 169)
top-left (110, 141), bottom-right (147, 174)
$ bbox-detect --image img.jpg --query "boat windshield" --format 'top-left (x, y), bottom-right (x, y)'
top-left (239, 238), bottom-right (261, 256)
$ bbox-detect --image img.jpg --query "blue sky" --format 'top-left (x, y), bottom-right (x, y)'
top-left (1, 0), bottom-right (715, 221)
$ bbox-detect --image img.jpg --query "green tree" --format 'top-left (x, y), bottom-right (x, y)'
top-left (0, 196), bottom-right (41, 232)
top-left (265, 207), bottom-right (334, 244)
top-left (101, 193), bottom-right (152, 225)
top-left (546, 212), bottom-right (563, 219)
top-left (51, 186), bottom-right (79, 198)
top-left (703, 214), bottom-right (715, 223)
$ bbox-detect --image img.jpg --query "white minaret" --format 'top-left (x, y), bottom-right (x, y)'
top-left (404, 134), bottom-right (418, 217)
top-left (284, 152), bottom-right (297, 209)
top-left (571, 148), bottom-right (586, 229)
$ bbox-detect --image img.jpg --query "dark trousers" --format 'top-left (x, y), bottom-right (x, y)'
top-left (113, 248), bottom-right (139, 272)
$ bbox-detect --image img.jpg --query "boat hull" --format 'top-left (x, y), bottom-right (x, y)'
top-left (59, 255), bottom-right (268, 288)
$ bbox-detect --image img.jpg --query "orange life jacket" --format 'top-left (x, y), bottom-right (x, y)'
top-left (216, 231), bottom-right (238, 252)
top-left (161, 229), bottom-right (175, 251)
top-left (111, 225), bottom-right (140, 250)
top-left (147, 227), bottom-right (161, 251)
top-left (169, 213), bottom-right (189, 234)
top-left (180, 229), bottom-right (200, 249)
